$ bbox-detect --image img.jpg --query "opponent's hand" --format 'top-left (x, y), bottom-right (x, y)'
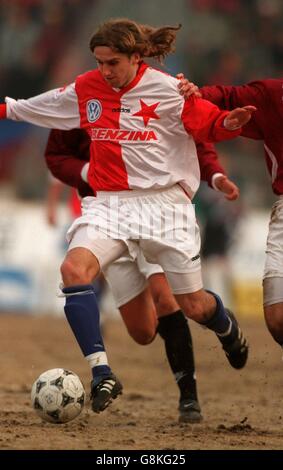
top-left (214, 175), bottom-right (240, 201)
top-left (176, 73), bottom-right (201, 98)
top-left (224, 106), bottom-right (257, 130)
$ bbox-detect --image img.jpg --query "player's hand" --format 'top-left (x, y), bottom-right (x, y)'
top-left (176, 73), bottom-right (202, 98)
top-left (224, 106), bottom-right (257, 130)
top-left (214, 175), bottom-right (240, 201)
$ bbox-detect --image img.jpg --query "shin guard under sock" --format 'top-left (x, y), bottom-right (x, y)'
top-left (63, 284), bottom-right (111, 383)
top-left (158, 310), bottom-right (198, 401)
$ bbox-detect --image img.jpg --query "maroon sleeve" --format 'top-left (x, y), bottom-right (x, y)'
top-left (200, 85), bottom-right (237, 109)
top-left (200, 81), bottom-right (268, 110)
top-left (200, 81), bottom-right (274, 140)
top-left (181, 96), bottom-right (241, 143)
top-left (197, 142), bottom-right (226, 186)
top-left (44, 129), bottom-right (94, 197)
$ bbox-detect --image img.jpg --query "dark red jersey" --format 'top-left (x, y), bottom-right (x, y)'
top-left (45, 128), bottom-right (94, 198)
top-left (196, 141), bottom-right (225, 185)
top-left (201, 79), bottom-right (283, 195)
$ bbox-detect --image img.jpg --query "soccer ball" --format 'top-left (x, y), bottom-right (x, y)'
top-left (31, 368), bottom-right (85, 424)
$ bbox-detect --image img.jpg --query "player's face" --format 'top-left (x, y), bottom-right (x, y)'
top-left (94, 47), bottom-right (140, 89)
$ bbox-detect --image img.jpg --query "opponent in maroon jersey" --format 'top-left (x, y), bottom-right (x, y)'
top-left (179, 77), bottom-right (283, 353)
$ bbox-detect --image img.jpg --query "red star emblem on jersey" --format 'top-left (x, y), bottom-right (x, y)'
top-left (133, 100), bottom-right (160, 127)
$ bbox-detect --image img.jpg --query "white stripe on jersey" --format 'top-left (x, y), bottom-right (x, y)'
top-left (5, 83), bottom-right (80, 130)
top-left (264, 143), bottom-right (278, 184)
top-left (4, 67), bottom-right (201, 196)
top-left (118, 68), bottom-right (200, 196)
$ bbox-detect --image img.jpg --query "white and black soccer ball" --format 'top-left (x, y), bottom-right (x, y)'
top-left (31, 368), bottom-right (85, 424)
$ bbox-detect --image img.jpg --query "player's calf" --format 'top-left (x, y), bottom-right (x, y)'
top-left (202, 291), bottom-right (249, 369)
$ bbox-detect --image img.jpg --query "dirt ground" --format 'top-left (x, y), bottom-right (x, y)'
top-left (0, 312), bottom-right (283, 450)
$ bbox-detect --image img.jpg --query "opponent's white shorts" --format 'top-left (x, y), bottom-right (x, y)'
top-left (263, 197), bottom-right (283, 280)
top-left (263, 197), bottom-right (283, 306)
top-left (67, 185), bottom-right (202, 295)
top-left (104, 250), bottom-right (163, 307)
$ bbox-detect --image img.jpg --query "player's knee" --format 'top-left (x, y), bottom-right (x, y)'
top-left (154, 295), bottom-right (178, 316)
top-left (127, 326), bottom-right (155, 345)
top-left (264, 303), bottom-right (283, 344)
top-left (61, 259), bottom-right (93, 286)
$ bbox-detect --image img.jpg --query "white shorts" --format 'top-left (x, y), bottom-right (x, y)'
top-left (104, 250), bottom-right (163, 307)
top-left (264, 197), bottom-right (283, 279)
top-left (263, 197), bottom-right (283, 305)
top-left (67, 185), bottom-right (202, 294)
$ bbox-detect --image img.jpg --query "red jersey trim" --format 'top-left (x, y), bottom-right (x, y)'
top-left (0, 104), bottom-right (7, 119)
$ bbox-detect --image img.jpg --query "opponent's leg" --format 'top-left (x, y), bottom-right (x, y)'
top-left (105, 255), bottom-right (202, 422)
top-left (262, 201), bottom-right (283, 348)
top-left (119, 287), bottom-right (158, 345)
top-left (104, 255), bottom-right (158, 345)
top-left (149, 273), bottom-right (202, 423)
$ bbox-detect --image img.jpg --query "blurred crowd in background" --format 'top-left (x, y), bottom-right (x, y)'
top-left (0, 0), bottom-right (281, 313)
top-left (0, 0), bottom-right (281, 202)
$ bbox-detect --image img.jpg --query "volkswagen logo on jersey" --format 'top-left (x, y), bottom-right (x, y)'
top-left (87, 99), bottom-right (102, 123)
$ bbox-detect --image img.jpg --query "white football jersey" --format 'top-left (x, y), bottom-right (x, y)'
top-left (6, 62), bottom-right (236, 197)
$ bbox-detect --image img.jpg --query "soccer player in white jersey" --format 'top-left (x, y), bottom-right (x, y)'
top-left (45, 128), bottom-right (239, 422)
top-left (0, 19), bottom-right (254, 414)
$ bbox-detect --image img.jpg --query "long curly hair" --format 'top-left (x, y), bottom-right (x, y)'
top-left (89, 18), bottom-right (181, 62)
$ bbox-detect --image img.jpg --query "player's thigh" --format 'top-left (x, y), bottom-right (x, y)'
top-left (140, 236), bottom-right (203, 296)
top-left (104, 254), bottom-right (148, 308)
top-left (139, 194), bottom-right (201, 283)
top-left (148, 273), bottom-right (180, 316)
top-left (136, 249), bottom-right (164, 278)
top-left (119, 287), bottom-right (157, 345)
top-left (104, 255), bottom-right (157, 343)
top-left (135, 250), bottom-right (179, 315)
top-left (68, 224), bottom-right (127, 270)
top-left (142, 237), bottom-right (206, 319)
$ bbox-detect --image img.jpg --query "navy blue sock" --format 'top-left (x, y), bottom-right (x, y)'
top-left (63, 284), bottom-right (111, 382)
top-left (202, 291), bottom-right (236, 341)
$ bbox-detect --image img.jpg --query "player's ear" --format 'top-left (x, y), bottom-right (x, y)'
top-left (131, 52), bottom-right (141, 65)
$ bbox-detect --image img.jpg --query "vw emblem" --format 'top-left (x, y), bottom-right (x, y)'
top-left (87, 99), bottom-right (102, 123)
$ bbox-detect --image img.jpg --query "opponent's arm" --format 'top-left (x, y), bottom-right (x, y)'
top-left (181, 95), bottom-right (256, 143)
top-left (45, 129), bottom-right (94, 198)
top-left (197, 142), bottom-right (239, 200)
